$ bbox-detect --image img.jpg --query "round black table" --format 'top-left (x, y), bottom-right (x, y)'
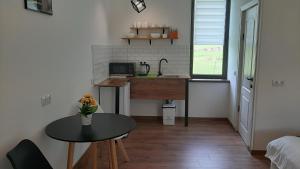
top-left (45, 113), bottom-right (136, 169)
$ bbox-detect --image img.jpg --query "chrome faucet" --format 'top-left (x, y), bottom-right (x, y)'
top-left (158, 58), bottom-right (168, 76)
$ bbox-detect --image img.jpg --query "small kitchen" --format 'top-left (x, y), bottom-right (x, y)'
top-left (0, 0), bottom-right (278, 169)
top-left (2, 0), bottom-right (299, 168)
top-left (91, 0), bottom-right (229, 125)
top-left (95, 60), bottom-right (190, 125)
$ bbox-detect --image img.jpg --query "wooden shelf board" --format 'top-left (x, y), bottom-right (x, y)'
top-left (94, 78), bottom-right (128, 87)
top-left (121, 37), bottom-right (178, 40)
top-left (130, 27), bottom-right (170, 30)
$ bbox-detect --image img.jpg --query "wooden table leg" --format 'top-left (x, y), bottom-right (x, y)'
top-left (116, 140), bottom-right (129, 162)
top-left (91, 142), bottom-right (98, 169)
top-left (67, 143), bottom-right (75, 169)
top-left (107, 141), bottom-right (113, 169)
top-left (109, 140), bottom-right (118, 169)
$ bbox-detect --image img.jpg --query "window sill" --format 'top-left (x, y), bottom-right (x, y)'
top-left (189, 79), bottom-right (230, 83)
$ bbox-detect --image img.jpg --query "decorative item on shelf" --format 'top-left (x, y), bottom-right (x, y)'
top-left (122, 26), bottom-right (178, 45)
top-left (133, 22), bottom-right (141, 28)
top-left (142, 21), bottom-right (149, 28)
top-left (162, 33), bottom-right (168, 39)
top-left (78, 93), bottom-right (98, 126)
top-left (150, 33), bottom-right (161, 39)
top-left (169, 29), bottom-right (179, 39)
top-left (139, 35), bottom-right (149, 38)
top-left (151, 24), bottom-right (158, 28)
top-left (131, 0), bottom-right (146, 13)
top-left (127, 33), bottom-right (136, 38)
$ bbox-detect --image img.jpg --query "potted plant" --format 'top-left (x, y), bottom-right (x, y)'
top-left (79, 93), bottom-right (98, 126)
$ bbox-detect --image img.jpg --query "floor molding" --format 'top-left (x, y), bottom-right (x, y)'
top-left (131, 116), bottom-right (229, 121)
top-left (228, 120), bottom-right (238, 131)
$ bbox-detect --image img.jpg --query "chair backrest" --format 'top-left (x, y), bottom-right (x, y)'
top-left (7, 139), bottom-right (53, 169)
top-left (96, 104), bottom-right (104, 113)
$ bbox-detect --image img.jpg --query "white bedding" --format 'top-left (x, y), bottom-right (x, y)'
top-left (266, 136), bottom-right (300, 169)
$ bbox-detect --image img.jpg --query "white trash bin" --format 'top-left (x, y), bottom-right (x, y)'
top-left (162, 101), bottom-right (176, 125)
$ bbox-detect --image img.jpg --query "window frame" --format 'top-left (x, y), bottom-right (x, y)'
top-left (190, 0), bottom-right (231, 79)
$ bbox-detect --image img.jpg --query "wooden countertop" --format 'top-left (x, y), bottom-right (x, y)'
top-left (130, 75), bottom-right (190, 79)
top-left (94, 75), bottom-right (190, 87)
top-left (94, 78), bottom-right (128, 87)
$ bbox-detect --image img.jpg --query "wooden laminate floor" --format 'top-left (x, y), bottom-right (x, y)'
top-left (86, 118), bottom-right (269, 169)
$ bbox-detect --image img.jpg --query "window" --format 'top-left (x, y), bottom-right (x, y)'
top-left (191, 0), bottom-right (230, 79)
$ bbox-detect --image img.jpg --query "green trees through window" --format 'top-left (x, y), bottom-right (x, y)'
top-left (192, 0), bottom-right (229, 79)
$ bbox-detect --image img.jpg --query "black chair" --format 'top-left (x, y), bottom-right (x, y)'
top-left (7, 139), bottom-right (53, 169)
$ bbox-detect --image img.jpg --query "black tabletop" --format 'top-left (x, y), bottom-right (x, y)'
top-left (45, 113), bottom-right (136, 143)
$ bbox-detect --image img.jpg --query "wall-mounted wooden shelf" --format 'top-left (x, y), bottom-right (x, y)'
top-left (130, 27), bottom-right (170, 34)
top-left (122, 26), bottom-right (178, 45)
top-left (121, 37), bottom-right (178, 45)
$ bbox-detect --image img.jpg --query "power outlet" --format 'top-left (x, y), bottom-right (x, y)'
top-left (41, 94), bottom-right (52, 107)
top-left (41, 96), bottom-right (47, 107)
top-left (272, 80), bottom-right (285, 87)
top-left (46, 94), bottom-right (51, 105)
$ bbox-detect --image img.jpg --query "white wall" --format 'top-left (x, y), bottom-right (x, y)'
top-left (108, 0), bottom-right (191, 46)
top-left (227, 0), bottom-right (252, 128)
top-left (188, 82), bottom-right (229, 118)
top-left (0, 0), bottom-right (111, 168)
top-left (95, 0), bottom-right (230, 118)
top-left (252, 0), bottom-right (300, 150)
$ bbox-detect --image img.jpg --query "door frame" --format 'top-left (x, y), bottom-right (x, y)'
top-left (235, 0), bottom-right (262, 150)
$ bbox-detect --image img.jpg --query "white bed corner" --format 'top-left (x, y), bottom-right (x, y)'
top-left (266, 136), bottom-right (300, 169)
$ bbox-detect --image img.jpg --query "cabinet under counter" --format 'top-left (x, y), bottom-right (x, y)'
top-left (129, 75), bottom-right (190, 127)
top-left (130, 78), bottom-right (186, 100)
top-left (95, 75), bottom-right (190, 126)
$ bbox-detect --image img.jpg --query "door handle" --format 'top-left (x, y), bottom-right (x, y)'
top-left (247, 77), bottom-right (254, 81)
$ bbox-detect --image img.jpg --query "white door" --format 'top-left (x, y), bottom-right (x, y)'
top-left (239, 5), bottom-right (259, 147)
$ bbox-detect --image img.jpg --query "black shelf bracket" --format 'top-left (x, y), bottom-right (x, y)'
top-left (124, 38), bottom-right (176, 46)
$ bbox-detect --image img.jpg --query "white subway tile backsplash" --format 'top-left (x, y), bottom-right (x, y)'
top-left (92, 45), bottom-right (190, 81)
top-left (92, 45), bottom-right (112, 83)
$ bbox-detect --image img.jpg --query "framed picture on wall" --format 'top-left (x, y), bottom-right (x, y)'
top-left (24, 0), bottom-right (53, 15)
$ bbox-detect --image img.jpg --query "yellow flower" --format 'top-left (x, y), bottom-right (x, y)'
top-left (79, 98), bottom-right (85, 104)
top-left (80, 98), bottom-right (88, 104)
top-left (86, 98), bottom-right (91, 104)
top-left (79, 93), bottom-right (97, 106)
top-left (83, 93), bottom-right (92, 98)
top-left (91, 99), bottom-right (97, 106)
